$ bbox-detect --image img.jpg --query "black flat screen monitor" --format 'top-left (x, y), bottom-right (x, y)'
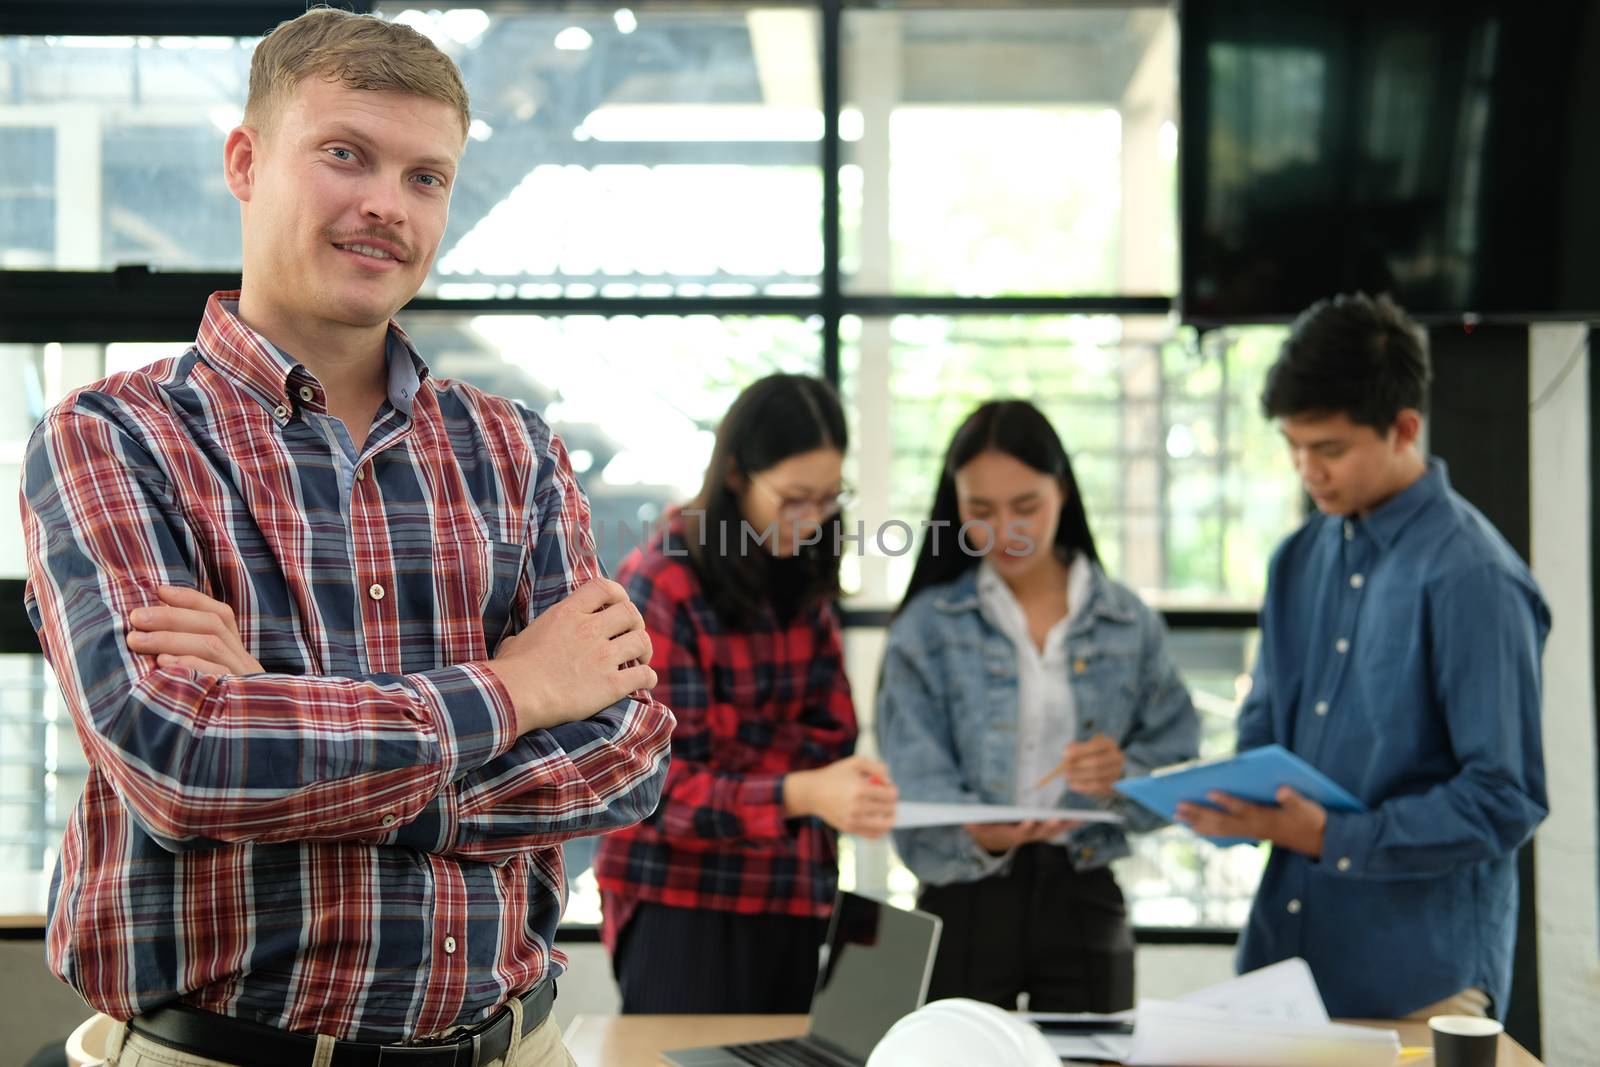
top-left (1180, 0), bottom-right (1600, 321)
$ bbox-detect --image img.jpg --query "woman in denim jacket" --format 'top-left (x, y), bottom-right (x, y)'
top-left (877, 400), bottom-right (1199, 1013)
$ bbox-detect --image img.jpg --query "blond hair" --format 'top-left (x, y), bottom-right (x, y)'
top-left (245, 7), bottom-right (470, 140)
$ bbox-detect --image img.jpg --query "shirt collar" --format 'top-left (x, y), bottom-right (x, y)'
top-left (975, 553), bottom-right (1093, 643)
top-left (194, 290), bottom-right (429, 420)
top-left (942, 552), bottom-right (1126, 622)
top-left (1349, 457), bottom-right (1450, 550)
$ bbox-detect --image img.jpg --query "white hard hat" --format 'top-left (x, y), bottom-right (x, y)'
top-left (865, 998), bottom-right (1059, 1067)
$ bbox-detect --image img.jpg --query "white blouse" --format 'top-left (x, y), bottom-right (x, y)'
top-left (976, 553), bottom-right (1091, 810)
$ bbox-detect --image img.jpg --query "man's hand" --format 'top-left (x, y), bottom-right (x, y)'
top-left (964, 819), bottom-right (1079, 855)
top-left (784, 756), bottom-right (898, 838)
top-left (126, 585), bottom-right (264, 676)
top-left (488, 578), bottom-right (657, 736)
top-left (1176, 786), bottom-right (1328, 857)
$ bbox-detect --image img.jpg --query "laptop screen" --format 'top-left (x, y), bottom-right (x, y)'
top-left (805, 892), bottom-right (941, 1062)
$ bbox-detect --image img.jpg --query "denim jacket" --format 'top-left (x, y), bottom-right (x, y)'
top-left (876, 563), bottom-right (1199, 886)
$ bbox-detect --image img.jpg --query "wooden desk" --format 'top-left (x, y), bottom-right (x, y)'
top-left (563, 1014), bottom-right (1544, 1067)
top-left (565, 1015), bottom-right (807, 1066)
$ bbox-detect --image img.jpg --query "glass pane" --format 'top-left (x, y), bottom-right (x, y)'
top-left (1116, 627), bottom-right (1267, 926)
top-left (839, 315), bottom-right (1299, 608)
top-left (0, 35), bottom-right (254, 270)
top-left (379, 4), bottom-right (824, 298)
top-left (0, 342), bottom-right (174, 874)
top-left (1, 318), bottom-right (814, 894)
top-left (3, 318), bottom-right (818, 581)
top-left (841, 618), bottom-right (1267, 927)
top-left (842, 7), bottom-right (1178, 296)
top-left (0, 655), bottom-right (82, 874)
top-left (1161, 325), bottom-right (1301, 601)
top-left (0, 342), bottom-right (125, 579)
top-left (2, 8), bottom-right (825, 298)
top-left (394, 312), bottom-right (821, 575)
top-left (390, 311), bottom-right (819, 918)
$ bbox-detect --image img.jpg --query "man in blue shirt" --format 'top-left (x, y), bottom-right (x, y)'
top-left (1177, 293), bottom-right (1549, 1020)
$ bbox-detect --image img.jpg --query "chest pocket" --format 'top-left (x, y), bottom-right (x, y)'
top-left (432, 537), bottom-right (528, 663)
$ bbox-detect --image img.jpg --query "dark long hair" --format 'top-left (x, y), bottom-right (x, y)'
top-left (897, 399), bottom-right (1098, 614)
top-left (686, 374), bottom-right (848, 630)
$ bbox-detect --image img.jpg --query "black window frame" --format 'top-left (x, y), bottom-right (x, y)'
top-left (0, 0), bottom-right (1252, 953)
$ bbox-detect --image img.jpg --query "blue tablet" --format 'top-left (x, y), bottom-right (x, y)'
top-left (1114, 744), bottom-right (1366, 846)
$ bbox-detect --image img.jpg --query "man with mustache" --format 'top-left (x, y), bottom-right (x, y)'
top-left (19, 9), bottom-right (674, 1066)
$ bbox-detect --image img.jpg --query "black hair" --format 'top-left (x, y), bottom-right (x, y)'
top-left (685, 373), bottom-right (847, 630)
top-left (1261, 292), bottom-right (1431, 431)
top-left (898, 399), bottom-right (1099, 615)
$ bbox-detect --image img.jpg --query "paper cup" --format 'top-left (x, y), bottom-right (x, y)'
top-left (1429, 1014), bottom-right (1502, 1067)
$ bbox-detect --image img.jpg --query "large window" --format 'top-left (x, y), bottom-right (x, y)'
top-left (0, 35), bottom-right (253, 271)
top-left (0, 2), bottom-right (1302, 936)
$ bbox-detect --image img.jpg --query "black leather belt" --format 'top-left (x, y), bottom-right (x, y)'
top-left (128, 979), bottom-right (555, 1067)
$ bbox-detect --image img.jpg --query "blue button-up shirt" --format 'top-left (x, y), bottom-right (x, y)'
top-left (1235, 459), bottom-right (1548, 1019)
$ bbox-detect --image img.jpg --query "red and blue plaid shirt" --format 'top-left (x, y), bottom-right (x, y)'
top-left (20, 292), bottom-right (673, 1042)
top-left (595, 513), bottom-right (857, 949)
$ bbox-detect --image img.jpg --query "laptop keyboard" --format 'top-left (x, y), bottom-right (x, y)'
top-left (724, 1037), bottom-right (848, 1067)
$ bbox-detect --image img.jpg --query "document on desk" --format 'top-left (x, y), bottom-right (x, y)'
top-left (892, 801), bottom-right (1124, 830)
top-left (1177, 956), bottom-right (1328, 1022)
top-left (1123, 1001), bottom-right (1399, 1067)
top-left (1038, 959), bottom-right (1401, 1067)
top-left (1114, 744), bottom-right (1366, 846)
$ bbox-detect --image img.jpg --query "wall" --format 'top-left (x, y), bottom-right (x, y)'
top-left (1530, 325), bottom-right (1600, 1067)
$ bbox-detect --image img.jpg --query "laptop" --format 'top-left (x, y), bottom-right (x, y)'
top-left (661, 891), bottom-right (943, 1067)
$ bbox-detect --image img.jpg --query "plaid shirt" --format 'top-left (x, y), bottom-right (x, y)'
top-left (20, 292), bottom-right (672, 1042)
top-left (595, 514), bottom-right (856, 949)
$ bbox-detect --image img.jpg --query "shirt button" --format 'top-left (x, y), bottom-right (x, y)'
top-left (356, 467), bottom-right (366, 481)
top-left (369, 583), bottom-right (386, 601)
top-left (1349, 573), bottom-right (1365, 589)
top-left (443, 935), bottom-right (457, 955)
top-left (298, 386), bottom-right (315, 403)
top-left (273, 404), bottom-right (289, 420)
top-left (1073, 659), bottom-right (1087, 674)
top-left (380, 813), bottom-right (397, 828)
top-left (1337, 857), bottom-right (1352, 872)
top-left (1287, 898), bottom-right (1302, 914)
top-left (1343, 521), bottom-right (1354, 540)
top-left (1335, 638), bottom-right (1350, 654)
top-left (1315, 701), bottom-right (1329, 716)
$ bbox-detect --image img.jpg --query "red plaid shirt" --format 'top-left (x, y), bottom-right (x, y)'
top-left (595, 513), bottom-right (857, 949)
top-left (20, 292), bottom-right (672, 1042)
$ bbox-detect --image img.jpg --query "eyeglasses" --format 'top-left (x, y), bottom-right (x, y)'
top-left (752, 475), bottom-right (855, 520)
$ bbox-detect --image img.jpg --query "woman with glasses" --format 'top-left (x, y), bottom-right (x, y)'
top-left (595, 373), bottom-right (897, 1014)
top-left (876, 399), bottom-right (1199, 1013)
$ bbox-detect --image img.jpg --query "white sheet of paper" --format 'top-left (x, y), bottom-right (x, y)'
top-left (1123, 1000), bottom-right (1400, 1067)
top-left (892, 801), bottom-right (1125, 829)
top-left (1031, 959), bottom-right (1401, 1067)
top-left (1176, 957), bottom-right (1330, 1023)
